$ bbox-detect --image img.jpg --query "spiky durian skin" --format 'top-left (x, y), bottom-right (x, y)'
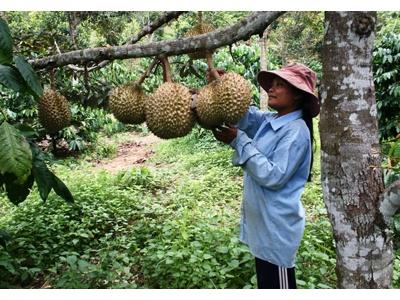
top-left (194, 72), bottom-right (252, 127)
top-left (145, 82), bottom-right (195, 139)
top-left (38, 89), bottom-right (71, 134)
top-left (215, 72), bottom-right (252, 124)
top-left (108, 83), bottom-right (146, 124)
top-left (195, 80), bottom-right (222, 128)
top-left (185, 23), bottom-right (214, 60)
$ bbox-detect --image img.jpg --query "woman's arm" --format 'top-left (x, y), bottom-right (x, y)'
top-left (231, 129), bottom-right (310, 190)
top-left (234, 106), bottom-right (266, 139)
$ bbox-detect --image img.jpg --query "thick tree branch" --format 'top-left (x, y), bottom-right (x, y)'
top-left (380, 179), bottom-right (400, 221)
top-left (58, 11), bottom-right (187, 73)
top-left (30, 11), bottom-right (284, 70)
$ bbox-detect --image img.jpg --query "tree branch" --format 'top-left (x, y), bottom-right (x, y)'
top-left (380, 179), bottom-right (400, 221)
top-left (128, 11), bottom-right (186, 45)
top-left (55, 11), bottom-right (187, 73)
top-left (30, 11), bottom-right (285, 70)
top-left (137, 57), bottom-right (159, 85)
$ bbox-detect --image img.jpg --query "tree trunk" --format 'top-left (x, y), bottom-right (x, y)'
top-left (67, 12), bottom-right (80, 50)
top-left (259, 28), bottom-right (269, 111)
top-left (320, 11), bottom-right (393, 288)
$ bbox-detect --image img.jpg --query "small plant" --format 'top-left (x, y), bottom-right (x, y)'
top-left (114, 167), bottom-right (158, 190)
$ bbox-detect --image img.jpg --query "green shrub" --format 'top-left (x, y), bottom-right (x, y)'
top-left (373, 33), bottom-right (400, 141)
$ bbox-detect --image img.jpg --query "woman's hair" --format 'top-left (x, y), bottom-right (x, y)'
top-left (295, 91), bottom-right (315, 182)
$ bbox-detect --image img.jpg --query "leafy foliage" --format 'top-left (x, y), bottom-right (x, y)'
top-left (13, 56), bottom-right (43, 98)
top-left (0, 17), bottom-right (71, 206)
top-left (267, 12), bottom-right (324, 75)
top-left (0, 121), bottom-right (32, 183)
top-left (373, 33), bottom-right (400, 140)
top-left (0, 127), bottom-right (343, 288)
top-left (0, 65), bottom-right (27, 93)
top-left (0, 18), bottom-right (13, 64)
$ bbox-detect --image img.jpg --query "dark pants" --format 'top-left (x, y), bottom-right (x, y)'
top-left (255, 257), bottom-right (297, 289)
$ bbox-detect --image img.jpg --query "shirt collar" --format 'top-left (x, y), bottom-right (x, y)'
top-left (270, 109), bottom-right (303, 131)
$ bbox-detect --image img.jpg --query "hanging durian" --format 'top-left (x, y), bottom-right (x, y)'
top-left (194, 53), bottom-right (252, 128)
top-left (38, 89), bottom-right (71, 134)
top-left (214, 72), bottom-right (253, 124)
top-left (184, 12), bottom-right (214, 60)
top-left (195, 79), bottom-right (222, 128)
top-left (145, 57), bottom-right (195, 139)
top-left (108, 82), bottom-right (147, 124)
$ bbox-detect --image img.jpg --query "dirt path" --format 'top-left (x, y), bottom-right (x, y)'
top-left (92, 132), bottom-right (161, 173)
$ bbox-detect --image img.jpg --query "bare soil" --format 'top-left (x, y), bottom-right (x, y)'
top-left (92, 132), bottom-right (161, 173)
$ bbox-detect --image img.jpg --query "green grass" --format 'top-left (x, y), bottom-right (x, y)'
top-left (0, 124), bottom-right (396, 288)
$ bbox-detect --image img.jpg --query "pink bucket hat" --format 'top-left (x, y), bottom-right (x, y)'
top-left (257, 63), bottom-right (320, 118)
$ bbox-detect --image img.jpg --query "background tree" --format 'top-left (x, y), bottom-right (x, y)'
top-left (320, 11), bottom-right (394, 288)
top-left (267, 11), bottom-right (324, 74)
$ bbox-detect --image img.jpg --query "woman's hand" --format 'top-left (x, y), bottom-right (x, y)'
top-left (212, 124), bottom-right (237, 144)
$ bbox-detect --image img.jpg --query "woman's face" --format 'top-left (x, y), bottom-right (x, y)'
top-left (267, 77), bottom-right (300, 116)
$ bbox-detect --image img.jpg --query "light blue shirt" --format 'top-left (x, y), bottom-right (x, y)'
top-left (230, 106), bottom-right (311, 268)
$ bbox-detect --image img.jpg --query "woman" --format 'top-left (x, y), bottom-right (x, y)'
top-left (212, 63), bottom-right (320, 289)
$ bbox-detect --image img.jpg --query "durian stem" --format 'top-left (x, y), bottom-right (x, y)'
top-left (137, 57), bottom-right (159, 86)
top-left (205, 52), bottom-right (220, 82)
top-left (159, 56), bottom-right (172, 83)
top-left (49, 69), bottom-right (55, 90)
top-left (83, 64), bottom-right (90, 106)
top-left (51, 135), bottom-right (57, 155)
top-left (198, 11), bottom-right (203, 27)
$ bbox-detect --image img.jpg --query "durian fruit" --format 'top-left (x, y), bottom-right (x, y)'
top-left (195, 72), bottom-right (252, 127)
top-left (145, 82), bottom-right (195, 139)
top-left (214, 72), bottom-right (252, 124)
top-left (195, 80), bottom-right (222, 128)
top-left (145, 56), bottom-right (195, 139)
top-left (184, 13), bottom-right (214, 60)
top-left (38, 89), bottom-right (71, 134)
top-left (108, 82), bottom-right (146, 124)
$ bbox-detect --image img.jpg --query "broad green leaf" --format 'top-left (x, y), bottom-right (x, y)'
top-left (0, 65), bottom-right (26, 92)
top-left (30, 145), bottom-right (73, 203)
top-left (14, 123), bottom-right (38, 139)
top-left (13, 55), bottom-right (43, 98)
top-left (0, 121), bottom-right (32, 183)
top-left (2, 171), bottom-right (34, 205)
top-left (0, 18), bottom-right (13, 64)
top-left (0, 260), bottom-right (16, 274)
top-left (31, 155), bottom-right (53, 201)
top-left (77, 260), bottom-right (91, 273)
top-left (51, 172), bottom-right (74, 203)
top-left (0, 229), bottom-right (11, 248)
top-left (66, 255), bottom-right (77, 266)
